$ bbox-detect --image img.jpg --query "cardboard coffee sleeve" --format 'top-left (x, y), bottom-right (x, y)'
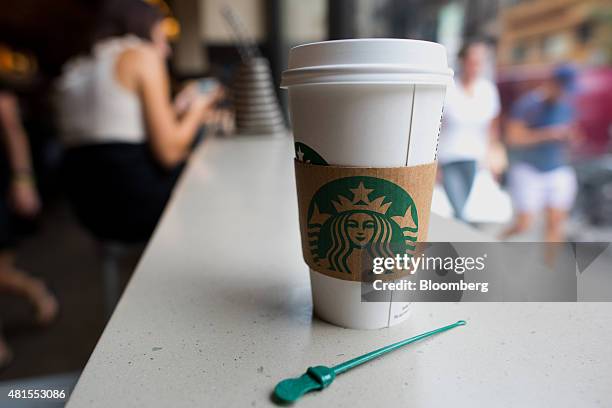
top-left (294, 160), bottom-right (436, 282)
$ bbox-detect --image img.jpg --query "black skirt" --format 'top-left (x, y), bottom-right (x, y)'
top-left (62, 143), bottom-right (184, 243)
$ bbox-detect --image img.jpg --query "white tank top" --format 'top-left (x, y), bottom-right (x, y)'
top-left (56, 36), bottom-right (146, 145)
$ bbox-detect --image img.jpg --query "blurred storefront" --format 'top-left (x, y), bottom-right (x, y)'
top-left (497, 0), bottom-right (612, 156)
top-left (498, 0), bottom-right (611, 67)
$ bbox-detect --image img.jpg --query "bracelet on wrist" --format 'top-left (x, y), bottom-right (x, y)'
top-left (12, 170), bottom-right (35, 185)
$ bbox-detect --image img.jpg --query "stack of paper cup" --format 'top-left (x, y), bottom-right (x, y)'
top-left (233, 57), bottom-right (287, 136)
top-left (282, 39), bottom-right (452, 329)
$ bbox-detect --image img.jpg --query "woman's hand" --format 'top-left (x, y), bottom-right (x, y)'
top-left (175, 82), bottom-right (224, 117)
top-left (173, 81), bottom-right (200, 115)
top-left (9, 177), bottom-right (41, 218)
top-left (196, 88), bottom-right (221, 113)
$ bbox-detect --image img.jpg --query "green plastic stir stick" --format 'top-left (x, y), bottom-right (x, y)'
top-left (274, 320), bottom-right (466, 404)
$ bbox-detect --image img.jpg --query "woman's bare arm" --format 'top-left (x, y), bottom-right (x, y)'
top-left (0, 92), bottom-right (41, 217)
top-left (0, 93), bottom-right (33, 175)
top-left (118, 45), bottom-right (214, 168)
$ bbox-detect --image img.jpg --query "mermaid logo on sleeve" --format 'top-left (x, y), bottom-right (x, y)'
top-left (307, 177), bottom-right (418, 276)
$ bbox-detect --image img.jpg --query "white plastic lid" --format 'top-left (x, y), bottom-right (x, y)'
top-left (281, 38), bottom-right (453, 87)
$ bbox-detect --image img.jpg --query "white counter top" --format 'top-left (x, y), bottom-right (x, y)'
top-left (67, 136), bottom-right (612, 408)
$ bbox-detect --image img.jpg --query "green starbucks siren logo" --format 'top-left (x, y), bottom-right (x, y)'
top-left (295, 142), bottom-right (328, 165)
top-left (307, 177), bottom-right (418, 275)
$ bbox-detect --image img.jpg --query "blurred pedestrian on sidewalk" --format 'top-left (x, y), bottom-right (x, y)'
top-left (0, 91), bottom-right (58, 369)
top-left (501, 65), bottom-right (582, 242)
top-left (438, 40), bottom-right (502, 222)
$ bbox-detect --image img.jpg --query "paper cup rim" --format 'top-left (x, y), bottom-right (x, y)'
top-left (283, 38), bottom-right (452, 87)
top-left (281, 64), bottom-right (453, 88)
top-left (289, 37), bottom-right (445, 49)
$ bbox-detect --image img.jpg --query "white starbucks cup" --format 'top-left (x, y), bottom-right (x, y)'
top-left (281, 39), bottom-right (452, 329)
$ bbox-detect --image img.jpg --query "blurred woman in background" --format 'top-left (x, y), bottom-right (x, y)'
top-left (0, 91), bottom-right (58, 367)
top-left (56, 0), bottom-right (221, 243)
top-left (437, 41), bottom-right (502, 222)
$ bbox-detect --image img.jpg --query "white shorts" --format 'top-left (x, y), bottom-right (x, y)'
top-left (508, 163), bottom-right (577, 213)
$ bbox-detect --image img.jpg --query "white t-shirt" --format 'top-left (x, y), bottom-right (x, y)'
top-left (438, 78), bottom-right (500, 164)
top-left (55, 36), bottom-right (146, 146)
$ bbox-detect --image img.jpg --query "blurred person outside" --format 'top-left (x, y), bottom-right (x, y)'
top-left (437, 40), bottom-right (502, 222)
top-left (0, 91), bottom-right (58, 368)
top-left (56, 0), bottom-right (222, 243)
top-left (501, 65), bottom-right (581, 242)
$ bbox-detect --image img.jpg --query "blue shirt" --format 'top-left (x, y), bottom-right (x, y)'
top-left (509, 90), bottom-right (575, 172)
